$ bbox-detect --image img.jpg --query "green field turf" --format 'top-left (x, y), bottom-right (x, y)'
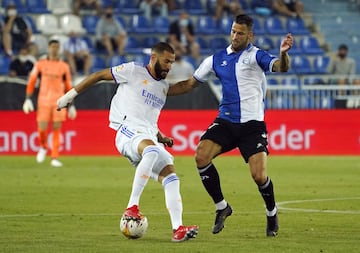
top-left (1, 155), bottom-right (359, 253)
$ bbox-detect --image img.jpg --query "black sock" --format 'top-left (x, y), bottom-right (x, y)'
top-left (258, 177), bottom-right (276, 213)
top-left (198, 163), bottom-right (224, 204)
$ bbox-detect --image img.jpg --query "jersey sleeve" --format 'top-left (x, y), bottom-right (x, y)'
top-left (255, 49), bottom-right (278, 73)
top-left (26, 62), bottom-right (40, 96)
top-left (110, 62), bottom-right (134, 84)
top-left (193, 55), bottom-right (214, 83)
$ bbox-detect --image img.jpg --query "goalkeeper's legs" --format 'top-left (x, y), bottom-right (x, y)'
top-left (36, 121), bottom-right (48, 163)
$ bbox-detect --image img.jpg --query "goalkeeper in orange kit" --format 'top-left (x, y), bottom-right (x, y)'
top-left (22, 39), bottom-right (77, 167)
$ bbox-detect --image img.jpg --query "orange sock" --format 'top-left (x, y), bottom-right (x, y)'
top-left (51, 129), bottom-right (61, 159)
top-left (38, 129), bottom-right (48, 149)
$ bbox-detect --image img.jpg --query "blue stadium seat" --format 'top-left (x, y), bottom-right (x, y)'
top-left (2, 0), bottom-right (27, 13)
top-left (0, 56), bottom-right (11, 75)
top-left (183, 0), bottom-right (206, 15)
top-left (153, 16), bottom-right (170, 34)
top-left (82, 36), bottom-right (95, 53)
top-left (253, 17), bottom-right (265, 35)
top-left (129, 15), bottom-right (154, 33)
top-left (82, 15), bottom-right (99, 34)
top-left (23, 15), bottom-right (39, 33)
top-left (142, 36), bottom-right (160, 48)
top-left (117, 0), bottom-right (142, 14)
top-left (209, 37), bottom-right (229, 51)
top-left (264, 16), bottom-right (286, 35)
top-left (286, 18), bottom-right (309, 35)
top-left (219, 16), bottom-right (233, 35)
top-left (313, 55), bottom-right (330, 74)
top-left (91, 56), bottom-right (106, 72)
top-left (267, 78), bottom-right (279, 85)
top-left (26, 0), bottom-right (50, 14)
top-left (299, 36), bottom-right (324, 55)
top-left (254, 36), bottom-right (274, 51)
top-left (195, 37), bottom-right (211, 55)
top-left (109, 55), bottom-right (128, 67)
top-left (125, 36), bottom-right (143, 54)
top-left (291, 55), bottom-right (313, 74)
top-left (196, 16), bottom-right (219, 35)
top-left (116, 16), bottom-right (127, 30)
top-left (133, 53), bottom-right (150, 65)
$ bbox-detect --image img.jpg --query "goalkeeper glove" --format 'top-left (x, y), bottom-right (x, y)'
top-left (67, 104), bottom-right (77, 120)
top-left (57, 88), bottom-right (78, 110)
top-left (22, 98), bottom-right (34, 114)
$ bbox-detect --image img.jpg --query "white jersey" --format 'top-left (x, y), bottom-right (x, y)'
top-left (109, 62), bottom-right (169, 136)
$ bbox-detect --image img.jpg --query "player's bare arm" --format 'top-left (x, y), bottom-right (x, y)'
top-left (272, 33), bottom-right (293, 72)
top-left (57, 68), bottom-right (113, 109)
top-left (167, 76), bottom-right (200, 96)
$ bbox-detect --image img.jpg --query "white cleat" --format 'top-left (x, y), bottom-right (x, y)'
top-left (50, 159), bottom-right (63, 167)
top-left (36, 148), bottom-right (47, 163)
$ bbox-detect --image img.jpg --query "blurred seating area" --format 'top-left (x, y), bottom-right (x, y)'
top-left (0, 0), bottom-right (359, 110)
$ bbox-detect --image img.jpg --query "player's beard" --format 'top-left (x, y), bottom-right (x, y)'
top-left (154, 60), bottom-right (168, 80)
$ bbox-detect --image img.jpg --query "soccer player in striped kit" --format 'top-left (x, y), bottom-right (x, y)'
top-left (167, 14), bottom-right (293, 237)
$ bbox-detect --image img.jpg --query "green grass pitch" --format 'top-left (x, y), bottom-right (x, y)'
top-left (1, 155), bottom-right (359, 253)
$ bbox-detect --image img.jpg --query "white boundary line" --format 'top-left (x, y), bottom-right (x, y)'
top-left (277, 197), bottom-right (360, 214)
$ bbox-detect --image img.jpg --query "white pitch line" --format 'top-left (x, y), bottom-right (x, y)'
top-left (277, 197), bottom-right (360, 214)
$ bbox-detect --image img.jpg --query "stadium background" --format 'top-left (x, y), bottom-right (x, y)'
top-left (0, 0), bottom-right (359, 155)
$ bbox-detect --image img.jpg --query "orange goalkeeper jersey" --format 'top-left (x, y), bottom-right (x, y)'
top-left (26, 57), bottom-right (72, 107)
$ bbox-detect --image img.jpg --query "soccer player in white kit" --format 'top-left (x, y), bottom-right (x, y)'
top-left (167, 14), bottom-right (293, 237)
top-left (57, 42), bottom-right (198, 242)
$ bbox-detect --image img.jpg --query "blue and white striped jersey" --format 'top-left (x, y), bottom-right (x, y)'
top-left (194, 44), bottom-right (278, 123)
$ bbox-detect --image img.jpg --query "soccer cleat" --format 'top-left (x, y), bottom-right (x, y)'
top-left (212, 204), bottom-right (233, 234)
top-left (36, 147), bottom-right (47, 163)
top-left (172, 225), bottom-right (199, 242)
top-left (123, 205), bottom-right (142, 220)
top-left (266, 212), bottom-right (279, 237)
top-left (50, 159), bottom-right (63, 167)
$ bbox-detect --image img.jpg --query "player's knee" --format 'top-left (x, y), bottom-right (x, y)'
top-left (161, 172), bottom-right (179, 187)
top-left (195, 150), bottom-right (212, 167)
top-left (251, 169), bottom-right (267, 185)
top-left (142, 145), bottom-right (160, 159)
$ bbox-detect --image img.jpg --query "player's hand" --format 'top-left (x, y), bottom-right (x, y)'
top-left (22, 98), bottom-right (34, 114)
top-left (57, 88), bottom-right (78, 111)
top-left (67, 104), bottom-right (77, 120)
top-left (159, 136), bottom-right (174, 148)
top-left (280, 33), bottom-right (293, 53)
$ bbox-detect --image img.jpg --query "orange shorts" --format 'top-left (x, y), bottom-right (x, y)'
top-left (37, 104), bottom-right (66, 122)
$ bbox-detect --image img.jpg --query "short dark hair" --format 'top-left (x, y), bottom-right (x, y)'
top-left (48, 39), bottom-right (59, 46)
top-left (338, 44), bottom-right (348, 51)
top-left (151, 42), bottom-right (175, 55)
top-left (234, 14), bottom-right (254, 30)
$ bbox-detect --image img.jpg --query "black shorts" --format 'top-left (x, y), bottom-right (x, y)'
top-left (200, 118), bottom-right (269, 163)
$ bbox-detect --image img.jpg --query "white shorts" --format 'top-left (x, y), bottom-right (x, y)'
top-left (115, 124), bottom-right (174, 180)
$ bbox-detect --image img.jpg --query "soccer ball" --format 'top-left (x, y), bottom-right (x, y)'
top-left (120, 214), bottom-right (148, 239)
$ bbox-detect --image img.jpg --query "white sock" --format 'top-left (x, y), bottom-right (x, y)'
top-left (127, 146), bottom-right (159, 208)
top-left (215, 200), bottom-right (228, 211)
top-left (162, 173), bottom-right (183, 230)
